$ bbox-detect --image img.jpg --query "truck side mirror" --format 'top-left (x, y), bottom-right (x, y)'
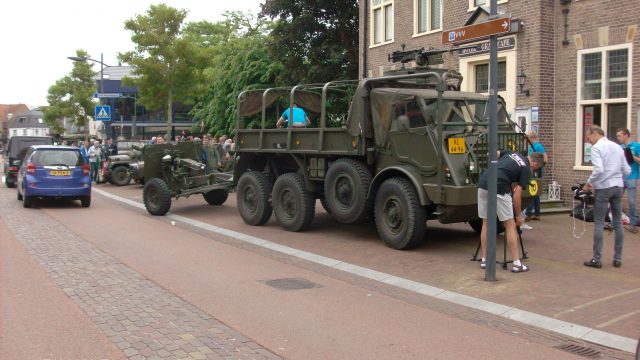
top-left (397, 115), bottom-right (410, 132)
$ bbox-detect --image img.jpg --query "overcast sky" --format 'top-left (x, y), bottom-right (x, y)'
top-left (0, 0), bottom-right (264, 107)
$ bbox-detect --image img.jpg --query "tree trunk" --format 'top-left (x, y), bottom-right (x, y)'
top-left (166, 90), bottom-right (173, 140)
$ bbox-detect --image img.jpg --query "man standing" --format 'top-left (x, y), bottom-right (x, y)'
top-left (79, 140), bottom-right (89, 164)
top-left (583, 125), bottom-right (630, 268)
top-left (105, 138), bottom-right (118, 157)
top-left (478, 151), bottom-right (544, 273)
top-left (88, 140), bottom-right (101, 183)
top-left (615, 128), bottom-right (640, 233)
top-left (524, 130), bottom-right (549, 221)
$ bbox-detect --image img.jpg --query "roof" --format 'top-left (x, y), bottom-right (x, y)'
top-left (31, 145), bottom-right (78, 150)
top-left (0, 104), bottom-right (30, 124)
top-left (7, 108), bottom-right (49, 129)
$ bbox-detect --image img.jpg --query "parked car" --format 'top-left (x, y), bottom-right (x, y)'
top-left (3, 136), bottom-right (53, 188)
top-left (16, 145), bottom-right (91, 208)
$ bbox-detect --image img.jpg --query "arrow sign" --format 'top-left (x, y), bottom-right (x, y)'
top-left (95, 105), bottom-right (111, 121)
top-left (442, 17), bottom-right (512, 45)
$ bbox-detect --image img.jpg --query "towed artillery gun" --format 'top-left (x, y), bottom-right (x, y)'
top-left (141, 142), bottom-right (233, 216)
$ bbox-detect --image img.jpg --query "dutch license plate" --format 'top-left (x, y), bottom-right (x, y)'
top-left (50, 170), bottom-right (71, 176)
top-left (448, 137), bottom-right (465, 154)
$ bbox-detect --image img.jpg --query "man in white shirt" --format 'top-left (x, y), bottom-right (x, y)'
top-left (582, 125), bottom-right (630, 268)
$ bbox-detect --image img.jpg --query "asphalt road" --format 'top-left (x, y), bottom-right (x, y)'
top-left (0, 181), bottom-right (592, 359)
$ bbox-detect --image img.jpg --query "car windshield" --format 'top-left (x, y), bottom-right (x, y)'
top-left (34, 149), bottom-right (83, 166)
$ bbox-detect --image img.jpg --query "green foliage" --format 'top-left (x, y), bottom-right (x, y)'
top-left (260, 0), bottom-right (359, 84)
top-left (118, 4), bottom-right (202, 136)
top-left (190, 13), bottom-right (282, 136)
top-left (43, 49), bottom-right (96, 135)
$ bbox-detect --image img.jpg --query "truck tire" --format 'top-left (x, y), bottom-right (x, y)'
top-left (468, 219), bottom-right (505, 235)
top-left (374, 177), bottom-right (426, 250)
top-left (203, 189), bottom-right (228, 205)
top-left (272, 173), bottom-right (315, 232)
top-left (110, 166), bottom-right (131, 186)
top-left (319, 197), bottom-right (331, 214)
top-left (237, 171), bottom-right (273, 226)
top-left (6, 178), bottom-right (16, 188)
top-left (324, 158), bottom-right (372, 223)
top-left (143, 178), bottom-right (172, 216)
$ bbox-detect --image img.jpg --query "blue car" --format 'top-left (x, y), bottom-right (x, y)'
top-left (16, 145), bottom-right (92, 208)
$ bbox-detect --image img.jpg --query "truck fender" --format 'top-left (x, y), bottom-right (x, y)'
top-left (369, 166), bottom-right (431, 206)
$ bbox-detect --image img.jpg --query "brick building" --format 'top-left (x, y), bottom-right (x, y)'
top-left (359, 0), bottom-right (639, 201)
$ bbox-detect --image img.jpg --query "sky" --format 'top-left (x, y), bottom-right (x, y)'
top-left (0, 0), bottom-right (264, 108)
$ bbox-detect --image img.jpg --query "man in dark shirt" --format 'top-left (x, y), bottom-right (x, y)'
top-left (478, 151), bottom-right (544, 273)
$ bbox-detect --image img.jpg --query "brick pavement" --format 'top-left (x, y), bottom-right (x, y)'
top-left (0, 190), bottom-right (280, 360)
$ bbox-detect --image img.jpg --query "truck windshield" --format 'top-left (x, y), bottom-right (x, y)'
top-left (443, 99), bottom-right (510, 131)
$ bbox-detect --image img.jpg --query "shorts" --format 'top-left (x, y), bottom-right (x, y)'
top-left (477, 188), bottom-right (514, 221)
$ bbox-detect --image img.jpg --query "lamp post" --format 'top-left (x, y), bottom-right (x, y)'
top-left (67, 53), bottom-right (110, 96)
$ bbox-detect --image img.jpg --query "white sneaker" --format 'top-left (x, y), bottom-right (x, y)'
top-left (520, 224), bottom-right (533, 230)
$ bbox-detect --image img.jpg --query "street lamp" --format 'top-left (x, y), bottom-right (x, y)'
top-left (67, 53), bottom-right (110, 95)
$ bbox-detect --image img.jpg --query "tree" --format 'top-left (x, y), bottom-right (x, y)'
top-left (42, 49), bottom-right (96, 137)
top-left (118, 4), bottom-right (202, 137)
top-left (190, 13), bottom-right (282, 136)
top-left (260, 0), bottom-right (359, 84)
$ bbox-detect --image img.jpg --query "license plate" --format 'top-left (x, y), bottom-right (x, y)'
top-left (448, 137), bottom-right (465, 154)
top-left (50, 170), bottom-right (71, 176)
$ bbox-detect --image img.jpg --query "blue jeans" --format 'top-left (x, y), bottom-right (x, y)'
top-left (592, 186), bottom-right (624, 262)
top-left (525, 196), bottom-right (541, 217)
top-left (623, 178), bottom-right (637, 227)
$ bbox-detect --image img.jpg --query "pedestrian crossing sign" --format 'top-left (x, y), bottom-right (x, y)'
top-left (95, 105), bottom-right (111, 121)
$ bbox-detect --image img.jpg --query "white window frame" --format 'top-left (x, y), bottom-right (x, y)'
top-left (468, 0), bottom-right (508, 12)
top-left (370, 0), bottom-right (394, 47)
top-left (574, 43), bottom-right (633, 170)
top-left (413, 0), bottom-right (442, 37)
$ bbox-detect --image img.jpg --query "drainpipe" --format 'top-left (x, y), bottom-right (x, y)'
top-left (362, 0), bottom-right (368, 79)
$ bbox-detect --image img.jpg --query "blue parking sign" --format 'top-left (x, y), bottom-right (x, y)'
top-left (95, 105), bottom-right (111, 121)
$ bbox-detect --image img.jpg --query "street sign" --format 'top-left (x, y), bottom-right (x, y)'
top-left (94, 93), bottom-right (121, 98)
top-left (442, 17), bottom-right (511, 45)
top-left (95, 105), bottom-right (111, 121)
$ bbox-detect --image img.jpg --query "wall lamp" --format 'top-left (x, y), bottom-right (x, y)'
top-left (517, 69), bottom-right (530, 96)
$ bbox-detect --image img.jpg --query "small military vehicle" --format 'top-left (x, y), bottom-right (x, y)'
top-left (104, 141), bottom-right (145, 186)
top-left (141, 142), bottom-right (233, 216)
top-left (3, 136), bottom-right (54, 188)
top-left (233, 48), bottom-right (534, 250)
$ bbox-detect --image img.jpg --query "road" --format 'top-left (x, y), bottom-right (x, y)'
top-left (1, 179), bottom-right (637, 359)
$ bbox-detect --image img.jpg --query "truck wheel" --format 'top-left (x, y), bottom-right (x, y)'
top-left (272, 173), bottom-right (315, 232)
top-left (374, 177), bottom-right (426, 250)
top-left (203, 189), bottom-right (228, 205)
top-left (143, 178), bottom-right (172, 216)
top-left (319, 197), bottom-right (331, 214)
top-left (324, 158), bottom-right (372, 223)
top-left (6, 179), bottom-right (16, 188)
top-left (468, 219), bottom-right (505, 235)
top-left (237, 171), bottom-right (273, 225)
top-left (110, 166), bottom-right (131, 186)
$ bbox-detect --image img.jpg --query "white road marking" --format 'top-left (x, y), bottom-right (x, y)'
top-left (94, 187), bottom-right (639, 354)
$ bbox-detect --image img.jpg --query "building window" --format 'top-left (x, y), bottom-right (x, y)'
top-left (12, 130), bottom-right (17, 137)
top-left (474, 61), bottom-right (506, 93)
top-left (475, 0), bottom-right (486, 5)
top-left (469, 0), bottom-right (507, 10)
top-left (416, 0), bottom-right (441, 34)
top-left (372, 0), bottom-right (393, 45)
top-left (578, 45), bottom-right (632, 166)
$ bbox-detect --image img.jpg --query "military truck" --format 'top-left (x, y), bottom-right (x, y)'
top-left (233, 49), bottom-right (533, 250)
top-left (141, 142), bottom-right (232, 216)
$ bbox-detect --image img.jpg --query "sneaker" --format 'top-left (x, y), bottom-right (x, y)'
top-left (526, 215), bottom-right (539, 221)
top-left (511, 263), bottom-right (529, 273)
top-left (520, 224), bottom-right (533, 230)
top-left (613, 260), bottom-right (622, 268)
top-left (480, 259), bottom-right (486, 269)
top-left (584, 259), bottom-right (602, 268)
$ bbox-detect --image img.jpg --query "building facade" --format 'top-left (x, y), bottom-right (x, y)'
top-left (359, 0), bottom-right (639, 201)
top-left (6, 109), bottom-right (50, 139)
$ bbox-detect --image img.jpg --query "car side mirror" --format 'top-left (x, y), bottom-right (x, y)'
top-left (397, 115), bottom-right (410, 132)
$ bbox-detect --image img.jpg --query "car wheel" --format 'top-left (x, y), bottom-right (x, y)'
top-left (81, 196), bottom-right (91, 208)
top-left (324, 158), bottom-right (372, 223)
top-left (237, 171), bottom-right (273, 226)
top-left (203, 189), bottom-right (228, 205)
top-left (272, 173), bottom-right (315, 232)
top-left (23, 193), bottom-right (32, 208)
top-left (110, 166), bottom-right (131, 186)
top-left (374, 177), bottom-right (426, 250)
top-left (17, 187), bottom-right (23, 201)
top-left (143, 178), bottom-right (172, 216)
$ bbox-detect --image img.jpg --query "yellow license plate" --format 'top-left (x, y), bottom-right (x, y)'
top-left (50, 170), bottom-right (71, 176)
top-left (448, 137), bottom-right (465, 154)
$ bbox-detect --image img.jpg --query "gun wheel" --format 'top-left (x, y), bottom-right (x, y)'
top-left (374, 177), bottom-right (426, 250)
top-left (237, 171), bottom-right (273, 225)
top-left (143, 178), bottom-right (172, 216)
top-left (272, 173), bottom-right (315, 232)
